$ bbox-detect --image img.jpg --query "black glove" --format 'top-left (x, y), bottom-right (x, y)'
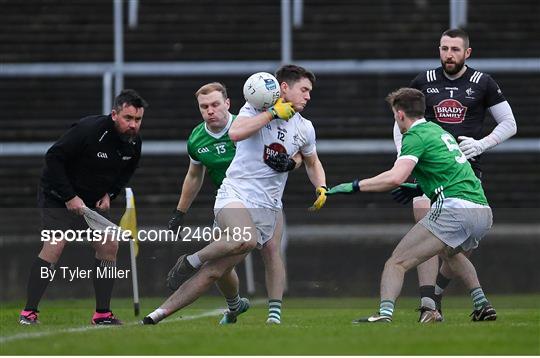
top-left (167, 209), bottom-right (185, 232)
top-left (265, 152), bottom-right (297, 172)
top-left (390, 183), bottom-right (424, 205)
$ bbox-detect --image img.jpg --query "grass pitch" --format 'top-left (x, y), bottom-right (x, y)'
top-left (1, 294), bottom-right (538, 355)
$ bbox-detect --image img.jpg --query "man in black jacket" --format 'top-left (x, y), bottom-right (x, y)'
top-left (19, 89), bottom-right (148, 325)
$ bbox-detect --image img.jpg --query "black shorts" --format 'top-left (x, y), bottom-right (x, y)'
top-left (38, 190), bottom-right (110, 232)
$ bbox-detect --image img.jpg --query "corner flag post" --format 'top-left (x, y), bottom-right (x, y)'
top-left (120, 187), bottom-right (140, 316)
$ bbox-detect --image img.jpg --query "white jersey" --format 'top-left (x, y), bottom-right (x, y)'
top-left (218, 102), bottom-right (317, 209)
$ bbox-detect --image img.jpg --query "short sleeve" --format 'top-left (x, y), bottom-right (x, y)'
top-left (300, 120), bottom-right (316, 157)
top-left (398, 132), bottom-right (425, 163)
top-left (187, 136), bottom-right (200, 164)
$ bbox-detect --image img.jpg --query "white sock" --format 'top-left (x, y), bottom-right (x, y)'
top-left (148, 308), bottom-right (168, 323)
top-left (186, 253), bottom-right (202, 269)
top-left (421, 297), bottom-right (436, 310)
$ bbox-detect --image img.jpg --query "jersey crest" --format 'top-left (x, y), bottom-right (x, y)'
top-left (433, 99), bottom-right (468, 124)
top-left (264, 142), bottom-right (287, 161)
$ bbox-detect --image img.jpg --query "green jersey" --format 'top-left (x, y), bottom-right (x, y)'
top-left (187, 114), bottom-right (236, 187)
top-left (399, 119), bottom-right (488, 205)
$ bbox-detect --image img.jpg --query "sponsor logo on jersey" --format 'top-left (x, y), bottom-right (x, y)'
top-left (263, 142), bottom-right (287, 161)
top-left (433, 99), bottom-right (468, 123)
top-left (97, 152), bottom-right (108, 159)
top-left (197, 147), bottom-right (210, 154)
top-left (466, 87), bottom-right (475, 96)
top-left (427, 87), bottom-right (439, 94)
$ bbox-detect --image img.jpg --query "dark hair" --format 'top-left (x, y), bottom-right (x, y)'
top-left (113, 89), bottom-right (148, 112)
top-left (441, 28), bottom-right (470, 48)
top-left (275, 64), bottom-right (316, 87)
top-left (386, 88), bottom-right (426, 119)
top-left (195, 82), bottom-right (228, 100)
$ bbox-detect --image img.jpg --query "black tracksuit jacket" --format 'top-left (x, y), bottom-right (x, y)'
top-left (40, 114), bottom-right (141, 207)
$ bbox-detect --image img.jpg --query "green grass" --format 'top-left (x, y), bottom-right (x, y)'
top-left (1, 295), bottom-right (539, 355)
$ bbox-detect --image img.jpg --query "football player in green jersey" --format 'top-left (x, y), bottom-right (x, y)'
top-left (394, 28), bottom-right (516, 323)
top-left (327, 88), bottom-right (496, 323)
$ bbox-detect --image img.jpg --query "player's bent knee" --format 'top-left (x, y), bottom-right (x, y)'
top-left (203, 264), bottom-right (228, 282)
top-left (385, 255), bottom-right (410, 273)
top-left (233, 237), bottom-right (257, 254)
top-left (40, 240), bottom-right (66, 261)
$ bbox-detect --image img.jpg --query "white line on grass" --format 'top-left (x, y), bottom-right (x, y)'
top-left (1, 298), bottom-right (266, 344)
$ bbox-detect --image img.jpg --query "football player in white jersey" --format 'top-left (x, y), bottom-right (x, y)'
top-left (143, 65), bottom-right (328, 325)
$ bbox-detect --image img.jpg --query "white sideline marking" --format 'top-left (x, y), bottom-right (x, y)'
top-left (1, 299), bottom-right (265, 344)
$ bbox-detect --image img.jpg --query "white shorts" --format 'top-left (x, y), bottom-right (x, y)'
top-left (419, 198), bottom-right (493, 252)
top-left (214, 185), bottom-right (280, 249)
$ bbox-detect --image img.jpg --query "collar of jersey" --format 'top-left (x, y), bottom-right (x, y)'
top-left (410, 118), bottom-right (427, 129)
top-left (204, 112), bottom-right (233, 139)
top-left (441, 65), bottom-right (471, 81)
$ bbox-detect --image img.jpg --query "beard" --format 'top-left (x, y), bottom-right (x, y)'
top-left (119, 132), bottom-right (136, 143)
top-left (113, 121), bottom-right (138, 143)
top-left (117, 127), bottom-right (138, 143)
top-left (442, 59), bottom-right (465, 76)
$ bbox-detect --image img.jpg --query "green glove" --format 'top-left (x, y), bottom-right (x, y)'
top-left (326, 179), bottom-right (360, 195)
top-left (268, 98), bottom-right (295, 120)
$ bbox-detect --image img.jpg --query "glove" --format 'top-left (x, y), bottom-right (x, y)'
top-left (458, 136), bottom-right (497, 160)
top-left (167, 209), bottom-right (185, 233)
top-left (390, 183), bottom-right (424, 205)
top-left (268, 98), bottom-right (295, 120)
top-left (326, 179), bottom-right (360, 195)
top-left (265, 152), bottom-right (297, 172)
top-left (308, 186), bottom-right (328, 211)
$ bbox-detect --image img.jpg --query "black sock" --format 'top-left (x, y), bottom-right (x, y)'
top-left (93, 258), bottom-right (116, 312)
top-left (24, 257), bottom-right (54, 311)
top-left (419, 285), bottom-right (437, 309)
top-left (434, 273), bottom-right (451, 311)
top-left (435, 273), bottom-right (451, 295)
top-left (419, 285), bottom-right (436, 301)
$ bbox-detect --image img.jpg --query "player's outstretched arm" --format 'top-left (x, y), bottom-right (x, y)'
top-left (327, 158), bottom-right (416, 195)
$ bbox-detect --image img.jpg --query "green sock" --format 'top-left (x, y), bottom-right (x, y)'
top-left (470, 287), bottom-right (488, 310)
top-left (226, 294), bottom-right (241, 312)
top-left (268, 299), bottom-right (282, 322)
top-left (379, 300), bottom-right (395, 317)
